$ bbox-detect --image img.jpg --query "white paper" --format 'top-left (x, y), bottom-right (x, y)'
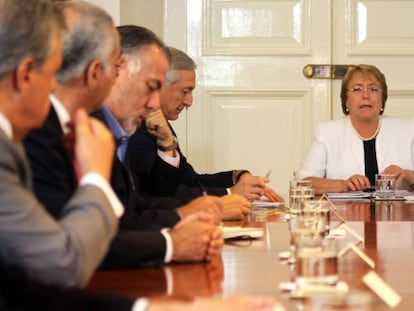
top-left (363, 271), bottom-right (401, 308)
top-left (221, 226), bottom-right (263, 239)
top-left (326, 191), bottom-right (372, 199)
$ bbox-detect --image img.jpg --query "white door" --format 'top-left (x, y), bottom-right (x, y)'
top-left (164, 0), bottom-right (414, 196)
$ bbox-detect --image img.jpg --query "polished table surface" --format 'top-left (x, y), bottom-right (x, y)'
top-left (87, 199), bottom-right (414, 310)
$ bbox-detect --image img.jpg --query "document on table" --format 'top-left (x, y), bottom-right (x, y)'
top-left (327, 190), bottom-right (414, 200)
top-left (326, 191), bottom-right (373, 199)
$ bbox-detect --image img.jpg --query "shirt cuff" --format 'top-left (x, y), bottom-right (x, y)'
top-left (131, 298), bottom-right (150, 311)
top-left (79, 172), bottom-right (124, 217)
top-left (163, 266), bottom-right (173, 295)
top-left (161, 228), bottom-right (173, 263)
top-left (157, 149), bottom-right (180, 167)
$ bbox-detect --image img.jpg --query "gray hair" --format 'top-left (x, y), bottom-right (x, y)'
top-left (54, 1), bottom-right (118, 83)
top-left (165, 47), bottom-right (197, 87)
top-left (116, 25), bottom-right (170, 74)
top-left (0, 0), bottom-right (64, 80)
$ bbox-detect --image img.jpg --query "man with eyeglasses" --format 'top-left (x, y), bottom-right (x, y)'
top-left (295, 64), bottom-right (414, 194)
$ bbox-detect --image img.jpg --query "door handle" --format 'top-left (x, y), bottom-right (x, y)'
top-left (303, 64), bottom-right (353, 79)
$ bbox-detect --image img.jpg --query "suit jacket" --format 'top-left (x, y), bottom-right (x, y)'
top-left (295, 117), bottom-right (414, 180)
top-left (91, 109), bottom-right (183, 229)
top-left (24, 106), bottom-right (77, 218)
top-left (0, 256), bottom-right (134, 311)
top-left (128, 124), bottom-right (233, 201)
top-left (0, 127), bottom-right (118, 287)
top-left (23, 106), bottom-right (174, 269)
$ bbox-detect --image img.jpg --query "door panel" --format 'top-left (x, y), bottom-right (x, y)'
top-left (164, 0), bottom-right (414, 196)
top-left (332, 0), bottom-right (414, 119)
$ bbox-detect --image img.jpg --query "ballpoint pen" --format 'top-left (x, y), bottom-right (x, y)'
top-left (265, 170), bottom-right (272, 178)
top-left (198, 181), bottom-right (208, 196)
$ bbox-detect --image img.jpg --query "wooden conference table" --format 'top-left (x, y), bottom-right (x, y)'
top-left (88, 199), bottom-right (414, 310)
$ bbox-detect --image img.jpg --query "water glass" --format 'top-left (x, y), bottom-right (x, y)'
top-left (300, 200), bottom-right (331, 236)
top-left (375, 174), bottom-right (397, 199)
top-left (289, 187), bottom-right (315, 212)
top-left (295, 236), bottom-right (339, 286)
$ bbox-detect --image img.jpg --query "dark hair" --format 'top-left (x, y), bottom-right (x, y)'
top-left (340, 64), bottom-right (388, 115)
top-left (117, 25), bottom-right (170, 61)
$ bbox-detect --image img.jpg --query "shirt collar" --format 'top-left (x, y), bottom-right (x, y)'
top-left (0, 111), bottom-right (13, 140)
top-left (50, 94), bottom-right (71, 134)
top-left (101, 104), bottom-right (127, 141)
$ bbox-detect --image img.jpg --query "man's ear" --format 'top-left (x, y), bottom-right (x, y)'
top-left (115, 56), bottom-right (126, 78)
top-left (85, 60), bottom-right (102, 89)
top-left (13, 57), bottom-right (34, 92)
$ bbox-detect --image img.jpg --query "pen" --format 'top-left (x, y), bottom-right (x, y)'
top-left (198, 181), bottom-right (208, 196)
top-left (265, 170), bottom-right (272, 178)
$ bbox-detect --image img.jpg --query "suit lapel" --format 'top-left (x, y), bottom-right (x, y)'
top-left (375, 118), bottom-right (387, 170)
top-left (345, 118), bottom-right (365, 173)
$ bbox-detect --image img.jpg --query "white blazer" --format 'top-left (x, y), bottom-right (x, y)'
top-left (295, 116), bottom-right (414, 180)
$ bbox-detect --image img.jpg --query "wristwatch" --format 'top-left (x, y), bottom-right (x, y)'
top-left (157, 136), bottom-right (178, 152)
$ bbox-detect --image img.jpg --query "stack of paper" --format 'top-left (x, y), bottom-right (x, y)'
top-left (326, 191), bottom-right (372, 199)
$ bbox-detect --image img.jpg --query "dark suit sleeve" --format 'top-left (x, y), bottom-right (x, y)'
top-left (0, 258), bottom-right (134, 311)
top-left (128, 128), bottom-right (185, 197)
top-left (99, 230), bottom-right (166, 270)
top-left (128, 127), bottom-right (234, 200)
top-left (23, 107), bottom-right (78, 218)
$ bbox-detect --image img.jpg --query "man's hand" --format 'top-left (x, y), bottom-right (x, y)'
top-left (145, 109), bottom-right (175, 146)
top-left (176, 195), bottom-right (223, 225)
top-left (221, 194), bottom-right (251, 220)
top-left (74, 109), bottom-right (114, 180)
top-left (230, 173), bottom-right (268, 201)
top-left (263, 187), bottom-right (284, 202)
top-left (170, 212), bottom-right (223, 262)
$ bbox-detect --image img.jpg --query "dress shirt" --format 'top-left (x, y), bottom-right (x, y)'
top-left (50, 95), bottom-right (124, 217)
top-left (0, 111), bottom-right (12, 140)
top-left (101, 104), bottom-right (130, 162)
top-left (132, 298), bottom-right (150, 311)
top-left (157, 148), bottom-right (180, 167)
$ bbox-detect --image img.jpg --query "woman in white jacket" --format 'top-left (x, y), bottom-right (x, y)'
top-left (296, 64), bottom-right (414, 194)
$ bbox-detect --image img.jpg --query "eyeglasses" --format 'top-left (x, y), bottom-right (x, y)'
top-left (347, 86), bottom-right (382, 94)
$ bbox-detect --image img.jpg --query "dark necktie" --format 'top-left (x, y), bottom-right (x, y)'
top-left (63, 121), bottom-right (81, 181)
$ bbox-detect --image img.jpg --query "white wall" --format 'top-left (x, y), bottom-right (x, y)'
top-left (120, 0), bottom-right (163, 39)
top-left (86, 0), bottom-right (120, 25)
top-left (84, 0), bottom-right (164, 39)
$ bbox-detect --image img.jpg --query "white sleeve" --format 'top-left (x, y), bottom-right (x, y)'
top-left (157, 149), bottom-right (180, 168)
top-left (161, 228), bottom-right (173, 263)
top-left (295, 125), bottom-right (328, 180)
top-left (131, 298), bottom-right (150, 311)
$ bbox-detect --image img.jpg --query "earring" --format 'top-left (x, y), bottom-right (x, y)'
top-left (345, 108), bottom-right (349, 112)
top-left (381, 108), bottom-right (384, 112)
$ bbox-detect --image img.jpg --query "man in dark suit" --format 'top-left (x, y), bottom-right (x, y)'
top-left (0, 0), bottom-right (123, 287)
top-left (127, 47), bottom-right (284, 202)
top-left (23, 3), bottom-right (223, 268)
